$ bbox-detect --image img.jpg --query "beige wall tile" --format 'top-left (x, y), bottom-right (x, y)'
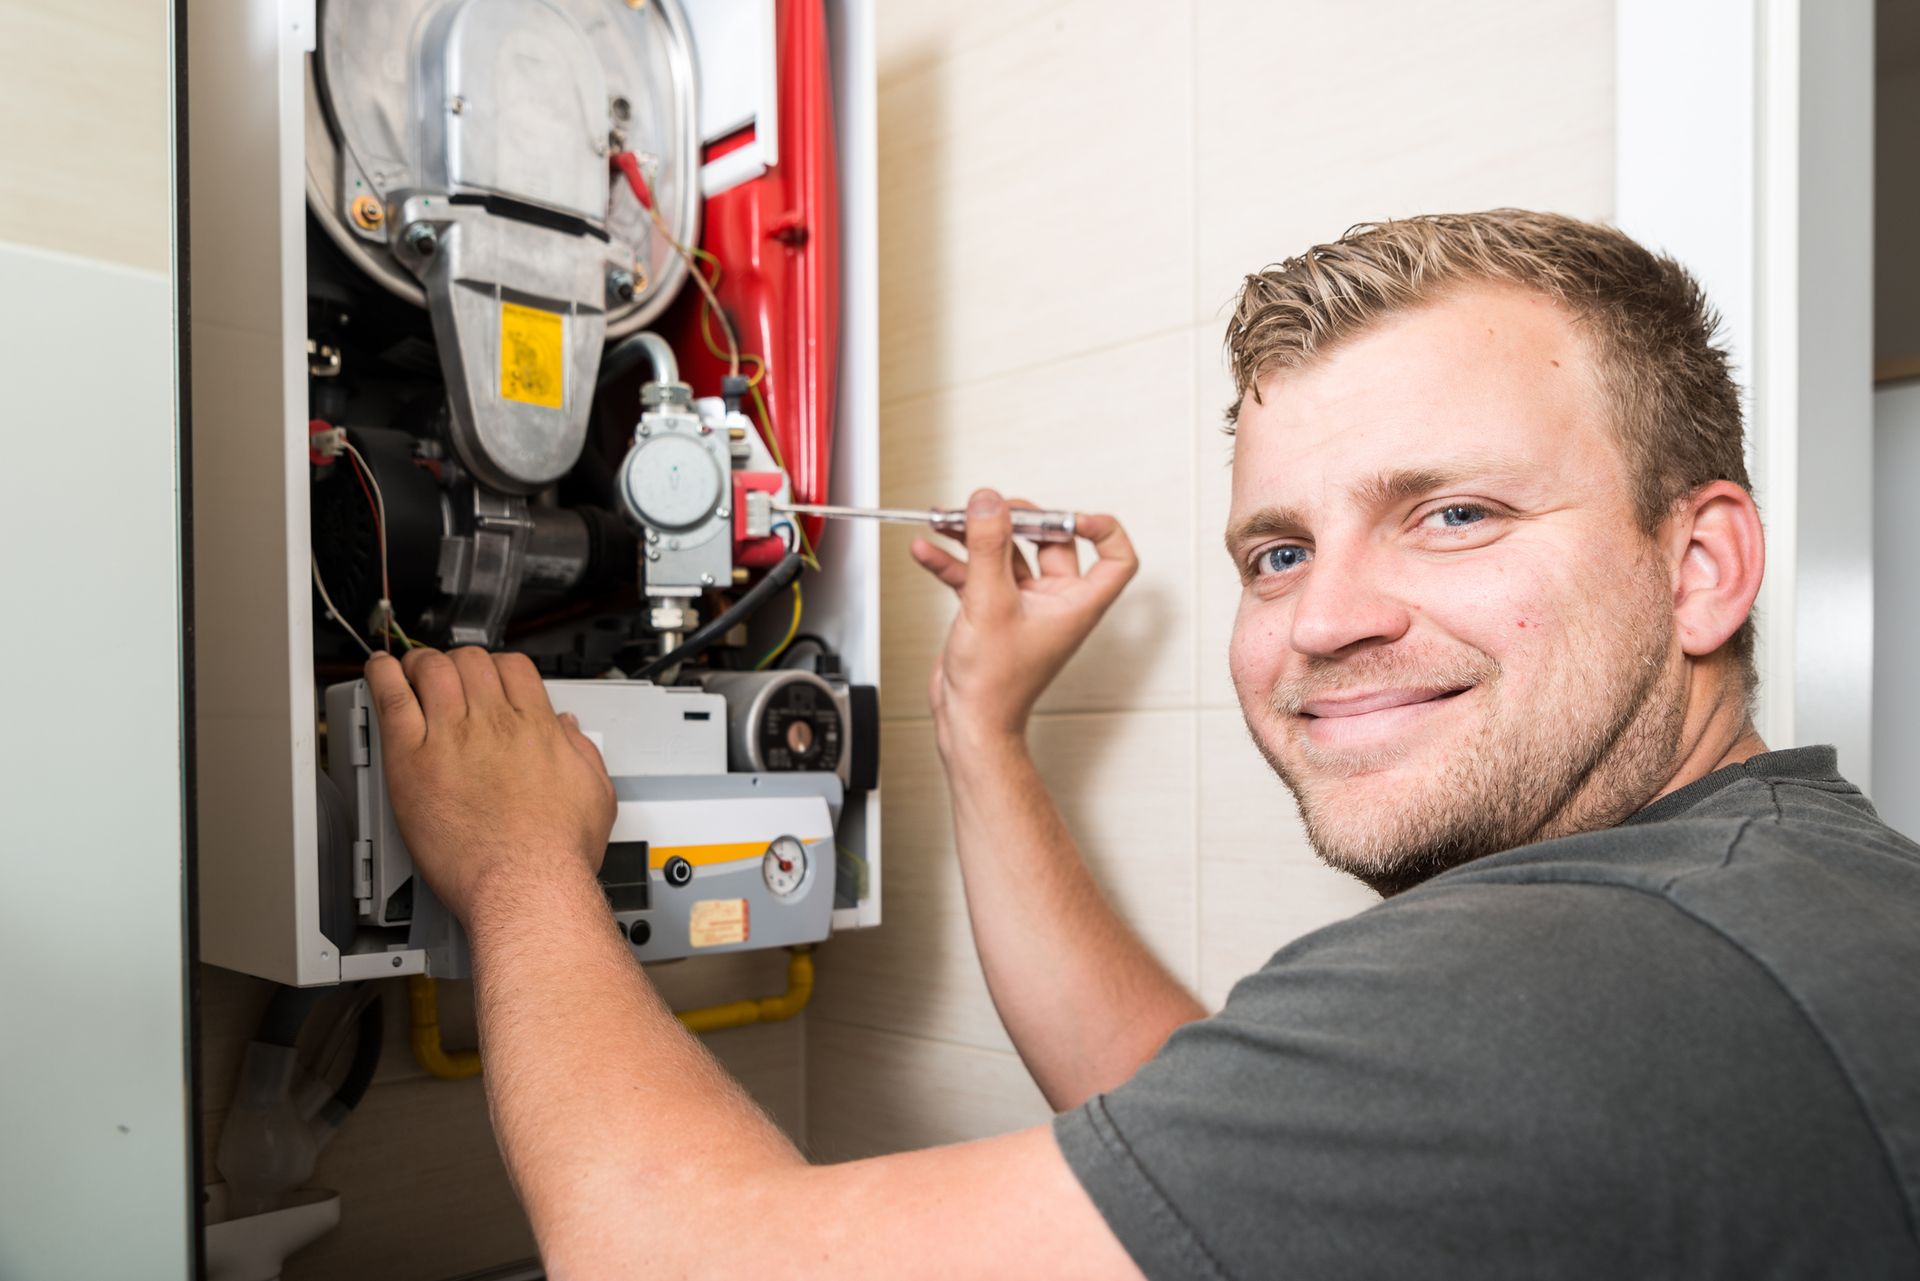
top-left (0, 1), bottom-right (170, 271)
top-left (278, 1075), bottom-right (533, 1281)
top-left (815, 712), bottom-right (1197, 1052)
top-left (878, 328), bottom-right (1199, 718)
top-left (807, 1019), bottom-right (1050, 1162)
top-left (1192, 0), bottom-right (1615, 322)
top-left (876, 0), bottom-right (1046, 72)
top-left (876, 0), bottom-right (1193, 405)
top-left (1193, 321), bottom-right (1243, 709)
top-left (1196, 710), bottom-right (1378, 1008)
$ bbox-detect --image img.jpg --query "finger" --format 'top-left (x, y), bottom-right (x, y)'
top-left (448, 646), bottom-right (508, 713)
top-left (910, 537), bottom-right (969, 592)
top-left (1076, 513), bottom-right (1140, 604)
top-left (1003, 499), bottom-right (1066, 579)
top-left (1006, 496), bottom-right (1078, 579)
top-left (494, 651), bottom-right (552, 716)
top-left (364, 652), bottom-right (426, 753)
top-left (401, 647), bottom-right (467, 724)
top-left (959, 489), bottom-right (1017, 619)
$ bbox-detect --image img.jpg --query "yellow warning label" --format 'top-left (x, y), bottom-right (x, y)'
top-left (689, 898), bottom-right (750, 948)
top-left (499, 302), bottom-right (564, 408)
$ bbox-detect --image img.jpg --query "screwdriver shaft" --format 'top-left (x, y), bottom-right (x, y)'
top-left (776, 501), bottom-right (1078, 543)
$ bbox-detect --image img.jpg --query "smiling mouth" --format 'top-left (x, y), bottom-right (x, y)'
top-left (1298, 686), bottom-right (1473, 720)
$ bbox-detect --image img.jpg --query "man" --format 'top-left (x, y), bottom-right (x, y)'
top-left (367, 210), bottom-right (1920, 1278)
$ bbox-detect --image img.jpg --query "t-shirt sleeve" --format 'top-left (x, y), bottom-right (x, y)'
top-left (1051, 880), bottom-right (1867, 1281)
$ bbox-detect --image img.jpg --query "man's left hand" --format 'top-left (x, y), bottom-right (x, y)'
top-left (364, 647), bottom-right (617, 925)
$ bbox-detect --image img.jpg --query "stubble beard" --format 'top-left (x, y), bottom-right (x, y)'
top-left (1251, 563), bottom-right (1689, 896)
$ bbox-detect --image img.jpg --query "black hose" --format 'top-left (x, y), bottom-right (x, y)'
top-left (777, 633), bottom-right (837, 670)
top-left (313, 990), bottom-right (386, 1129)
top-left (630, 554), bottom-right (805, 681)
top-left (255, 986), bottom-right (331, 1048)
top-left (329, 995), bottom-right (384, 1114)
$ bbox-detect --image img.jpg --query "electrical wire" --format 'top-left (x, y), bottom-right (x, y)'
top-left (609, 152), bottom-right (822, 572)
top-left (630, 553), bottom-right (804, 681)
top-left (776, 632), bottom-right (835, 670)
top-left (754, 583), bottom-right (804, 671)
top-left (746, 379), bottom-right (820, 570)
top-left (613, 152), bottom-right (740, 379)
top-left (337, 438), bottom-right (395, 653)
top-left (312, 552), bottom-right (374, 656)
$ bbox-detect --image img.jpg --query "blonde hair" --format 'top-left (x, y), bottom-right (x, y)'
top-left (1225, 209), bottom-right (1755, 676)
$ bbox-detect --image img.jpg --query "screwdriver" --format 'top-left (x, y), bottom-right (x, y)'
top-left (776, 501), bottom-right (1078, 543)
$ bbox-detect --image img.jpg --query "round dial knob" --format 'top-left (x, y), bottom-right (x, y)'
top-left (624, 434), bottom-right (722, 529)
top-left (762, 836), bottom-right (808, 898)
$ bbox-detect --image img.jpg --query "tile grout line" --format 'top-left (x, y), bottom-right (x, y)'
top-left (877, 321), bottom-right (1198, 420)
top-left (809, 1010), bottom-right (1031, 1064)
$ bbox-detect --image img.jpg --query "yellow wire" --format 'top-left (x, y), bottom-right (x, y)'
top-left (754, 583), bottom-right (804, 670)
top-left (637, 161), bottom-right (740, 379)
top-left (385, 617), bottom-right (422, 651)
top-left (748, 380), bottom-right (821, 570)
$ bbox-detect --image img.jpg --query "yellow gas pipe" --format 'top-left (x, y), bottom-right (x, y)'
top-left (408, 946), bottom-right (816, 1081)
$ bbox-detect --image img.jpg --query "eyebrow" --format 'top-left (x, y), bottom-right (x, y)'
top-left (1223, 456), bottom-right (1535, 553)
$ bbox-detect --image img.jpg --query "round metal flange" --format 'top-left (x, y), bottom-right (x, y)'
top-left (303, 0), bottom-right (701, 334)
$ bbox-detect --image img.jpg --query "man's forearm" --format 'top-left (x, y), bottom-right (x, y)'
top-left (466, 863), bottom-right (804, 1275)
top-left (942, 726), bottom-right (1204, 1111)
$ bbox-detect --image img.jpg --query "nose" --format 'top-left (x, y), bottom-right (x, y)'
top-left (1287, 541), bottom-right (1412, 658)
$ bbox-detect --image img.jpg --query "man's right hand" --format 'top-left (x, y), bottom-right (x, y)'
top-left (909, 488), bottom-right (1138, 754)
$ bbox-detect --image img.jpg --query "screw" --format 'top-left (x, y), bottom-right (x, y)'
top-left (390, 956), bottom-right (403, 968)
top-left (448, 95), bottom-right (466, 115)
top-left (700, 572), bottom-right (715, 586)
top-left (638, 422), bottom-right (651, 436)
top-left (647, 548), bottom-right (661, 561)
top-left (645, 528), bottom-right (660, 544)
top-left (607, 267), bottom-right (636, 302)
top-left (716, 505), bottom-right (730, 518)
top-left (351, 195), bottom-right (384, 230)
top-left (667, 537), bottom-right (680, 550)
top-left (404, 222), bottom-right (438, 255)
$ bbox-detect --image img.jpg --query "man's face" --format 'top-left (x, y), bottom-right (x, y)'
top-left (1225, 285), bottom-right (1689, 893)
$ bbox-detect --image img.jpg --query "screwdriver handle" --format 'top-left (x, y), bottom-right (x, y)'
top-left (928, 507), bottom-right (1078, 543)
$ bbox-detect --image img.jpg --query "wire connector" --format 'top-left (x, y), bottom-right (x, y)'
top-left (366, 598), bottom-right (405, 653)
top-left (308, 419), bottom-right (348, 464)
top-left (744, 489), bottom-right (775, 539)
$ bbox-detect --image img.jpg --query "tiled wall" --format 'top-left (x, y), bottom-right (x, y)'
top-left (806, 0), bottom-right (1617, 1161)
top-left (0, 1), bottom-right (169, 273)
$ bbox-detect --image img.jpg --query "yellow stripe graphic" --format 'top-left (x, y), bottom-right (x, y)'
top-left (648, 841), bottom-right (766, 870)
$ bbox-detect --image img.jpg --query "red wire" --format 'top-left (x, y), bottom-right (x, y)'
top-left (611, 151), bottom-right (655, 211)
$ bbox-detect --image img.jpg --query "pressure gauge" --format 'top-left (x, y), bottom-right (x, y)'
top-left (763, 836), bottom-right (808, 897)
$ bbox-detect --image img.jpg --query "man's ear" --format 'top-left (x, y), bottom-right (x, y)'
top-left (1666, 481), bottom-right (1765, 659)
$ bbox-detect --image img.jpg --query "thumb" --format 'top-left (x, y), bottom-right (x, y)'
top-left (959, 488), bottom-right (1017, 619)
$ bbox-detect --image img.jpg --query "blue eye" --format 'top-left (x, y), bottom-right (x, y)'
top-left (1431, 504), bottom-right (1486, 528)
top-left (1255, 544), bottom-right (1312, 576)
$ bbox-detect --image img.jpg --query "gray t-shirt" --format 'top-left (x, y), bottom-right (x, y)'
top-left (1056, 747), bottom-right (1920, 1279)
